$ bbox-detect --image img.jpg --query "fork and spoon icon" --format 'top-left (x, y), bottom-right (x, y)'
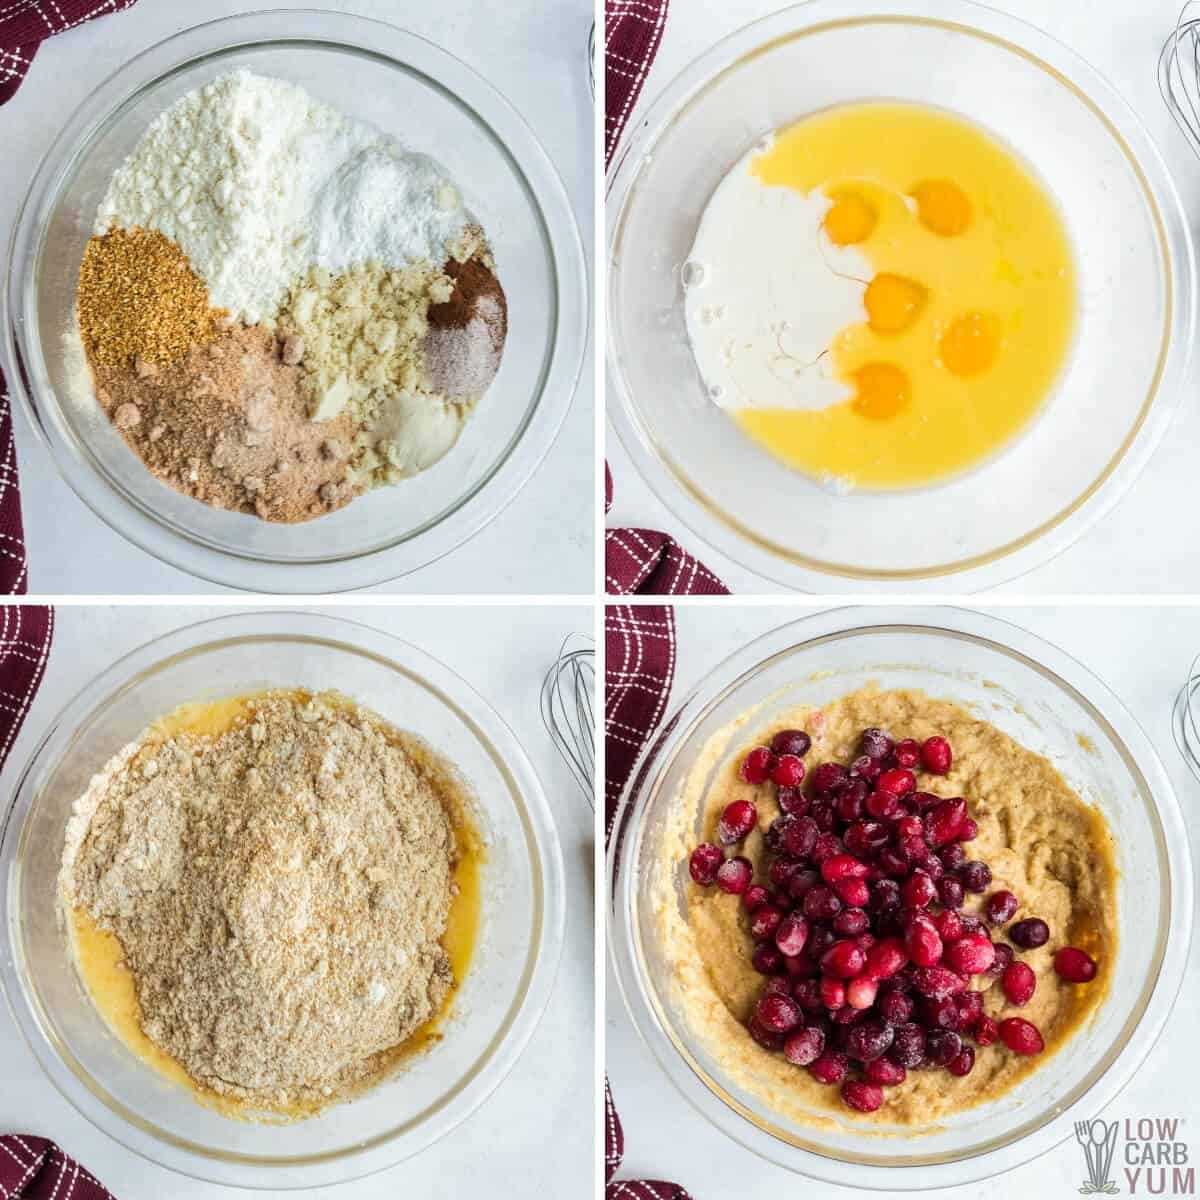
top-left (1075, 1119), bottom-right (1120, 1194)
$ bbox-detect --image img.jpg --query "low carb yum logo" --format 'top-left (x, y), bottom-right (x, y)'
top-left (1075, 1118), bottom-right (1194, 1196)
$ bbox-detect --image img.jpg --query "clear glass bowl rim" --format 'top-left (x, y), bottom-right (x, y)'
top-left (3, 8), bottom-right (589, 593)
top-left (605, 0), bottom-right (1196, 593)
top-left (606, 605), bottom-right (1194, 1190)
top-left (0, 610), bottom-right (567, 1190)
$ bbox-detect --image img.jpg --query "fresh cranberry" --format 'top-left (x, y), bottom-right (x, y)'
top-left (937, 877), bottom-right (965, 910)
top-left (922, 855), bottom-right (945, 882)
top-left (777, 785), bottom-right (810, 817)
top-left (850, 754), bottom-right (882, 783)
top-left (833, 877), bottom-right (870, 908)
top-left (893, 739), bottom-right (922, 769)
top-left (787, 869), bottom-right (821, 901)
top-left (875, 848), bottom-right (908, 877)
top-left (999, 1017), bottom-right (1044, 1055)
top-left (802, 885), bottom-right (842, 921)
top-left (958, 913), bottom-right (985, 936)
top-left (770, 729), bottom-right (812, 758)
top-left (812, 802), bottom-right (839, 832)
top-left (876, 768), bottom-right (916, 798)
top-left (742, 884), bottom-right (771, 913)
top-left (716, 855), bottom-right (753, 894)
top-left (1002, 961), bottom-right (1037, 1005)
top-left (921, 736), bottom-right (953, 775)
top-left (845, 1019), bottom-right (895, 1063)
top-left (909, 790), bottom-right (942, 813)
top-left (1054, 947), bottom-right (1098, 983)
top-left (901, 870), bottom-right (936, 908)
top-left (810, 833), bottom-right (844, 864)
top-left (926, 1029), bottom-right (963, 1067)
top-left (809, 1050), bottom-right (849, 1085)
top-left (878, 989), bottom-right (913, 1024)
top-left (810, 761), bottom-right (849, 797)
top-left (749, 904), bottom-right (783, 940)
top-left (821, 940), bottom-right (867, 979)
top-left (865, 1056), bottom-right (906, 1086)
top-left (933, 908), bottom-right (963, 943)
top-left (904, 916), bottom-right (944, 968)
top-left (751, 943), bottom-right (783, 974)
top-left (772, 754), bottom-right (806, 788)
top-left (983, 943), bottom-right (1014, 982)
top-left (834, 783), bottom-right (867, 822)
top-left (794, 979), bottom-right (824, 1012)
top-left (1009, 918), bottom-right (1050, 949)
top-left (845, 819), bottom-right (889, 856)
top-left (959, 861), bottom-right (992, 893)
top-left (864, 789), bottom-right (900, 820)
top-left (870, 879), bottom-right (902, 913)
top-left (944, 931), bottom-right (996, 976)
top-left (821, 854), bottom-right (869, 884)
top-left (947, 1045), bottom-right (975, 1077)
top-left (864, 936), bottom-right (908, 981)
top-left (890, 1023), bottom-right (927, 1068)
top-left (846, 976), bottom-right (879, 1010)
top-left (740, 746), bottom-right (776, 785)
top-left (809, 927), bottom-right (836, 956)
top-left (689, 843), bottom-right (723, 885)
top-left (762, 975), bottom-right (792, 998)
top-left (920, 995), bottom-right (962, 1032)
top-left (756, 992), bottom-right (802, 1033)
top-left (774, 913), bottom-right (810, 957)
top-left (973, 1014), bottom-right (1000, 1046)
top-left (717, 799), bottom-right (757, 845)
top-left (841, 1080), bottom-right (884, 1113)
top-left (829, 1004), bottom-right (865, 1026)
top-left (912, 965), bottom-right (968, 999)
top-left (746, 1019), bottom-right (784, 1051)
top-left (778, 815), bottom-right (821, 859)
top-left (784, 950), bottom-right (818, 979)
top-left (766, 855), bottom-right (799, 889)
top-left (832, 907), bottom-right (869, 936)
top-left (955, 990), bottom-right (984, 1029)
top-left (819, 977), bottom-right (847, 1009)
top-left (939, 843), bottom-right (967, 871)
top-left (783, 1025), bottom-right (825, 1066)
top-left (860, 728), bottom-right (894, 760)
top-left (925, 797), bottom-right (967, 846)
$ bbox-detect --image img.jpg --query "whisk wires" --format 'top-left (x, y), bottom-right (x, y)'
top-left (1160, 2), bottom-right (1200, 159)
top-left (541, 633), bottom-right (595, 809)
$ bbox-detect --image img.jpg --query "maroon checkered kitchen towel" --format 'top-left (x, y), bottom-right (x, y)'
top-left (0, 611), bottom-right (109, 1200)
top-left (605, 0), bottom-right (669, 170)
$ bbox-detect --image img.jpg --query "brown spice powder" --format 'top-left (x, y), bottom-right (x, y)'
top-left (424, 257), bottom-right (508, 400)
top-left (78, 227), bottom-right (226, 367)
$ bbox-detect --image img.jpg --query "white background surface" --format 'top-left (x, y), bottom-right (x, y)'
top-left (0, 604), bottom-right (595, 1198)
top-left (0, 0), bottom-right (595, 595)
top-left (606, 602), bottom-right (1200, 1198)
top-left (604, 0), bottom-right (1200, 595)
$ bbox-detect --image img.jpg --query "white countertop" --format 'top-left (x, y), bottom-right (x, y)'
top-left (0, 605), bottom-right (595, 1198)
top-left (1, 0), bottom-right (595, 595)
top-left (606, 603), bottom-right (1200, 1198)
top-left (605, 0), bottom-right (1200, 594)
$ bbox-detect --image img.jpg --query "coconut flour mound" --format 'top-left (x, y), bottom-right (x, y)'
top-left (61, 692), bottom-right (458, 1108)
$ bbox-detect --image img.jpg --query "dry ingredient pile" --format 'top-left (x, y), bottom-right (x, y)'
top-left (76, 69), bottom-right (508, 522)
top-left (60, 692), bottom-right (460, 1108)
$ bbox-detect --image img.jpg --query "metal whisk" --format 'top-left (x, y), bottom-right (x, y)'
top-left (1160, 2), bottom-right (1200, 159)
top-left (1172, 652), bottom-right (1200, 784)
top-left (541, 633), bottom-right (595, 808)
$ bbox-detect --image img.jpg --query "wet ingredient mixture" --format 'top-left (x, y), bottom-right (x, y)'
top-left (77, 69), bottom-right (508, 522)
top-left (60, 690), bottom-right (482, 1114)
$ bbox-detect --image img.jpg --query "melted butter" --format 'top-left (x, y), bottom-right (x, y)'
top-left (67, 688), bottom-right (483, 1122)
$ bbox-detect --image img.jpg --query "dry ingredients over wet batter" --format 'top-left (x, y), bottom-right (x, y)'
top-left (60, 691), bottom-right (470, 1111)
top-left (658, 687), bottom-right (1116, 1128)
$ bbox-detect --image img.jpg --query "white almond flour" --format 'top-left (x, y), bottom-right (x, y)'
top-left (95, 70), bottom-right (470, 325)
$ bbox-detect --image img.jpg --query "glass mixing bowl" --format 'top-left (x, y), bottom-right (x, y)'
top-left (608, 607), bottom-right (1192, 1189)
top-left (607, 0), bottom-right (1194, 591)
top-left (0, 612), bottom-right (565, 1189)
top-left (4, 11), bottom-right (587, 592)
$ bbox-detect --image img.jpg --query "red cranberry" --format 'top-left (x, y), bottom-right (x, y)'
top-left (772, 754), bottom-right (806, 788)
top-left (762, 975), bottom-right (792, 998)
top-left (959, 861), bottom-right (991, 893)
top-left (808, 1050), bottom-right (849, 1085)
top-left (770, 729), bottom-right (812, 758)
top-left (778, 814), bottom-right (820, 859)
top-left (865, 789), bottom-right (901, 820)
top-left (775, 913), bottom-right (810, 957)
top-left (810, 802), bottom-right (838, 832)
top-left (926, 1029), bottom-right (963, 1066)
top-left (810, 832), bottom-right (843, 864)
top-left (747, 1018), bottom-right (784, 1051)
top-left (956, 817), bottom-right (979, 842)
top-left (925, 797), bottom-right (967, 846)
top-left (841, 1080), bottom-right (884, 1113)
top-left (834, 784), bottom-right (866, 822)
top-left (865, 1056), bottom-right (906, 1086)
top-left (809, 927), bottom-right (836, 956)
top-left (833, 877), bottom-right (870, 908)
top-left (846, 1019), bottom-right (895, 1063)
top-left (920, 995), bottom-right (962, 1032)
top-left (845, 820), bottom-right (889, 856)
top-left (777, 785), bottom-right (810, 817)
top-left (767, 855), bottom-right (800, 889)
top-left (937, 877), bottom-right (965, 910)
top-left (749, 904), bottom-right (783, 940)
top-left (944, 931), bottom-right (996, 976)
top-left (846, 976), bottom-right (879, 1010)
top-left (784, 950), bottom-right (817, 979)
top-left (877, 767), bottom-right (916, 799)
top-left (832, 907), bottom-right (869, 937)
top-left (794, 979), bottom-right (824, 1012)
top-left (756, 992), bottom-right (802, 1033)
top-left (958, 913), bottom-right (985, 936)
top-left (870, 879), bottom-right (902, 913)
top-left (912, 965), bottom-right (968, 999)
top-left (909, 790), bottom-right (942, 813)
top-left (860, 728), bottom-right (894, 760)
top-left (1009, 918), bottom-right (1050, 949)
top-left (864, 936), bottom-right (908, 981)
top-left (904, 916), bottom-right (944, 968)
top-left (901, 870), bottom-right (937, 909)
top-left (921, 736), bottom-right (953, 775)
top-left (850, 754), bottom-right (882, 783)
top-left (1002, 961), bottom-right (1037, 1005)
top-left (878, 989), bottom-right (913, 1024)
top-left (921, 855), bottom-right (945, 882)
top-left (983, 942), bottom-right (1014, 982)
top-left (939, 843), bottom-right (967, 871)
top-left (810, 761), bottom-right (849, 797)
top-left (820, 977), bottom-right (847, 1009)
top-left (716, 855), bottom-right (753, 895)
top-left (822, 854), bottom-right (869, 884)
top-left (742, 884), bottom-right (770, 912)
top-left (893, 738), bottom-right (921, 769)
top-left (752, 942), bottom-right (783, 974)
top-left (1054, 947), bottom-right (1098, 983)
top-left (933, 908), bottom-right (963, 943)
top-left (956, 990), bottom-right (984, 1029)
top-left (787, 869), bottom-right (821, 901)
top-left (783, 1025), bottom-right (825, 1066)
top-left (740, 746), bottom-right (776, 784)
top-left (802, 885), bottom-right (842, 921)
top-left (999, 1017), bottom-right (1044, 1055)
top-left (947, 1045), bottom-right (975, 1077)
top-left (829, 1004), bottom-right (864, 1026)
top-left (821, 939), bottom-right (867, 979)
top-left (973, 1014), bottom-right (1000, 1046)
top-left (890, 1023), bottom-right (927, 1068)
top-left (689, 842), bottom-right (723, 885)
top-left (717, 799), bottom-right (757, 845)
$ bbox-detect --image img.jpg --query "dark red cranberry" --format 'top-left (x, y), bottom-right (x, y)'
top-left (794, 979), bottom-right (824, 1012)
top-left (904, 915), bottom-right (943, 968)
top-left (774, 912), bottom-right (810, 957)
top-left (845, 819), bottom-right (889, 856)
top-left (1009, 918), bottom-right (1050, 949)
top-left (756, 992), bottom-right (802, 1033)
top-left (937, 877), bottom-right (965, 910)
top-left (893, 738), bottom-right (921, 769)
top-left (920, 995), bottom-right (962, 1032)
top-left (832, 907), bottom-right (869, 936)
top-left (959, 861), bottom-right (992, 893)
top-left (809, 1050), bottom-right (849, 1084)
top-left (772, 754), bottom-right (806, 788)
top-left (973, 1013), bottom-right (1000, 1046)
top-left (748, 904), bottom-right (783, 941)
top-left (912, 965), bottom-right (968, 999)
top-left (802, 885), bottom-right (842, 921)
top-left (833, 877), bottom-right (870, 908)
top-left (901, 870), bottom-right (936, 909)
top-left (865, 789), bottom-right (902, 820)
top-left (865, 1056), bottom-right (907, 1086)
top-left (751, 942), bottom-right (783, 974)
top-left (877, 767), bottom-right (916, 800)
top-left (925, 797), bottom-right (967, 846)
top-left (939, 843), bottom-right (967, 871)
top-left (742, 884), bottom-right (770, 912)
top-left (1002, 961), bottom-right (1037, 1005)
top-left (983, 942), bottom-right (1014, 982)
top-left (909, 790), bottom-right (942, 813)
top-left (821, 939), bottom-right (867, 979)
top-left (933, 908), bottom-right (963, 943)
top-left (947, 1045), bottom-right (975, 1076)
top-left (860, 728), bottom-right (894, 760)
top-left (767, 855), bottom-right (800, 889)
top-left (958, 913), bottom-right (985, 936)
top-left (845, 1019), bottom-right (895, 1063)
top-left (876, 848), bottom-right (910, 877)
top-left (864, 936), bottom-right (908, 981)
top-left (870, 879), bottom-right (902, 913)
top-left (890, 1023), bottom-right (927, 1068)
top-left (821, 853), bottom-right (869, 884)
top-left (955, 990), bottom-right (984, 1029)
top-left (956, 818), bottom-right (979, 842)
top-left (985, 890), bottom-right (1018, 925)
top-left (717, 799), bottom-right (757, 845)
top-left (808, 926), bottom-right (836, 956)
top-left (944, 931), bottom-right (996, 976)
top-left (819, 977), bottom-right (846, 1010)
top-left (740, 746), bottom-right (776, 784)
top-left (841, 1080), bottom-right (884, 1112)
top-left (849, 754), bottom-right (882, 783)
top-left (777, 814), bottom-right (820, 859)
top-left (784, 950), bottom-right (818, 979)
top-left (688, 842), bottom-right (723, 885)
top-left (830, 1004), bottom-right (865, 1026)
top-left (788, 869), bottom-right (822, 902)
top-left (921, 736), bottom-right (953, 775)
top-left (810, 761), bottom-right (849, 797)
top-left (777, 785), bottom-right (810, 817)
top-left (1054, 947), bottom-right (1098, 983)
top-left (747, 1018), bottom-right (784, 1051)
top-left (770, 729), bottom-right (812, 758)
top-left (999, 1017), bottom-right (1044, 1055)
top-left (834, 782), bottom-right (867, 821)
top-left (810, 832), bottom-right (843, 863)
top-left (783, 1025), bottom-right (825, 1066)
top-left (878, 989), bottom-right (913, 1024)
top-left (926, 1029), bottom-right (963, 1067)
top-left (716, 855), bottom-right (753, 895)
